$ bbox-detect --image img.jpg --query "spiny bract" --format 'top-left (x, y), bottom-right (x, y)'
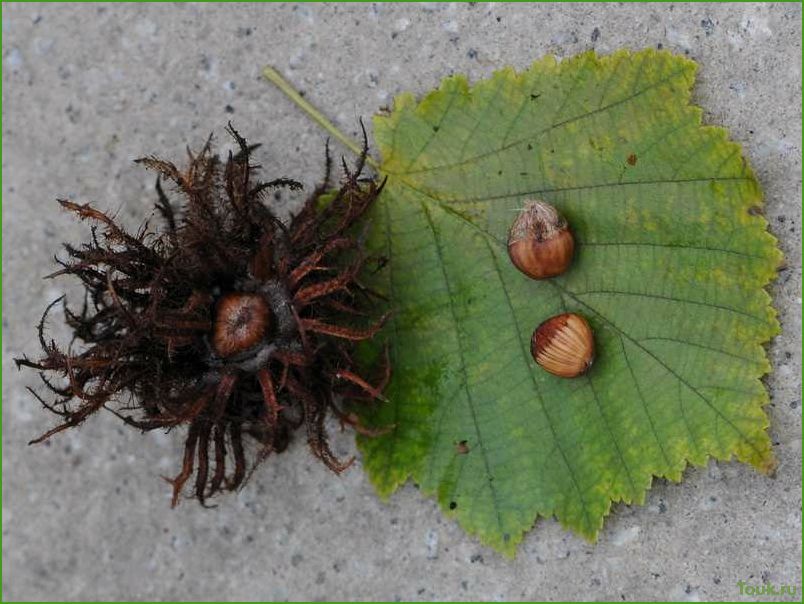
top-left (16, 124), bottom-right (390, 506)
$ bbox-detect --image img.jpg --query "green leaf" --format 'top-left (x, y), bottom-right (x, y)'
top-left (356, 49), bottom-right (781, 555)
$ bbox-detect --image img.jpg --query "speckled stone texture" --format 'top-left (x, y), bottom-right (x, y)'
top-left (2, 3), bottom-right (801, 601)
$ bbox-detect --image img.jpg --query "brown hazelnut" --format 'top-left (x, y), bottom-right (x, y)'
top-left (531, 313), bottom-right (594, 378)
top-left (212, 293), bottom-right (271, 358)
top-left (507, 200), bottom-right (574, 279)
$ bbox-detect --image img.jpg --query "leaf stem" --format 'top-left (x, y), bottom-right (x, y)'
top-left (262, 66), bottom-right (378, 169)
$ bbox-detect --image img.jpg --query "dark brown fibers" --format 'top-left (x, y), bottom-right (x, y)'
top-left (15, 124), bottom-right (390, 506)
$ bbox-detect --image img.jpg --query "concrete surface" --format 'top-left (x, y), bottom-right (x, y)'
top-left (2, 3), bottom-right (801, 601)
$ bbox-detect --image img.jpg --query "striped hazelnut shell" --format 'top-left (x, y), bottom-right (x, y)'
top-left (531, 313), bottom-right (595, 378)
top-left (507, 200), bottom-right (574, 279)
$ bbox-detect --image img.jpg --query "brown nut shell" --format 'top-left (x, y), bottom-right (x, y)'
top-left (508, 200), bottom-right (575, 279)
top-left (531, 312), bottom-right (594, 378)
top-left (213, 293), bottom-right (271, 358)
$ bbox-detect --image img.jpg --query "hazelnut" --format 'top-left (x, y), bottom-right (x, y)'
top-left (531, 313), bottom-right (594, 378)
top-left (507, 200), bottom-right (574, 279)
top-left (212, 293), bottom-right (271, 358)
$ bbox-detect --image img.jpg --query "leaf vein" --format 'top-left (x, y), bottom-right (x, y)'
top-left (388, 65), bottom-right (689, 177)
top-left (580, 241), bottom-right (769, 261)
top-left (403, 87), bottom-right (461, 173)
top-left (638, 336), bottom-right (759, 364)
top-left (557, 284), bottom-right (769, 460)
top-left (586, 374), bottom-right (639, 497)
top-left (573, 289), bottom-right (767, 325)
top-left (619, 336), bottom-right (674, 471)
top-left (481, 235), bottom-right (596, 535)
top-left (420, 201), bottom-right (506, 535)
top-left (427, 176), bottom-right (752, 205)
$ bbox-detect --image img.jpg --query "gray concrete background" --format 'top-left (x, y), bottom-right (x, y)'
top-left (2, 3), bottom-right (801, 601)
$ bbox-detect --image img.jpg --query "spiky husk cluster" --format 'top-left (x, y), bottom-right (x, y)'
top-left (16, 125), bottom-right (389, 506)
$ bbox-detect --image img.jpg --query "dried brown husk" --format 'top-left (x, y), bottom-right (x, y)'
top-left (16, 124), bottom-right (390, 506)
